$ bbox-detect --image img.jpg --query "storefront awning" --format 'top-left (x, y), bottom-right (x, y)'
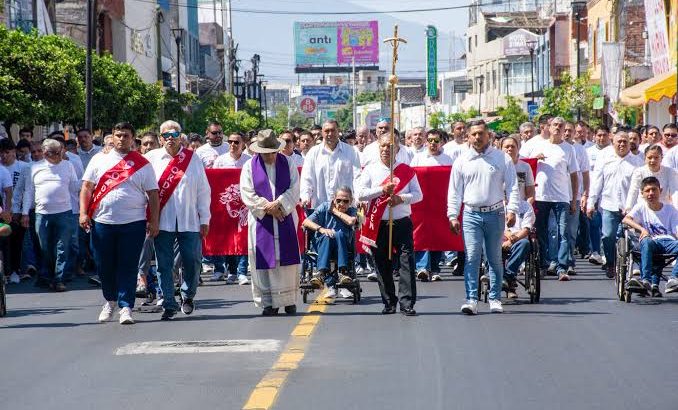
top-left (620, 70), bottom-right (677, 107)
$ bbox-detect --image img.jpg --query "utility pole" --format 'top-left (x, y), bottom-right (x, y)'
top-left (85, 0), bottom-right (95, 130)
top-left (171, 28), bottom-right (184, 93)
top-left (224, 0), bottom-right (234, 93)
top-left (155, 6), bottom-right (163, 84)
top-left (352, 56), bottom-right (357, 130)
top-left (573, 1), bottom-right (586, 121)
top-left (527, 40), bottom-right (537, 104)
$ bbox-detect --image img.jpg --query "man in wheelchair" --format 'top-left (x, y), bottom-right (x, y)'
top-left (502, 200), bottom-right (535, 299)
top-left (622, 176), bottom-right (678, 296)
top-left (302, 186), bottom-right (358, 298)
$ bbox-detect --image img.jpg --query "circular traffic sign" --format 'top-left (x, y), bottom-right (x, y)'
top-left (299, 97), bottom-right (317, 114)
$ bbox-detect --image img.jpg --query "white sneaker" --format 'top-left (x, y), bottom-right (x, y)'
top-left (201, 263), bottom-right (213, 274)
top-left (588, 252), bottom-right (604, 265)
top-left (355, 266), bottom-right (365, 275)
top-left (9, 272), bottom-right (20, 284)
top-left (324, 287), bottom-right (337, 299)
top-left (339, 288), bottom-right (353, 299)
top-left (632, 269), bottom-right (641, 277)
top-left (666, 278), bottom-right (678, 293)
top-left (238, 274), bottom-right (250, 285)
top-left (461, 299), bottom-right (478, 315)
top-left (98, 301), bottom-right (115, 322)
top-left (119, 307), bottom-right (135, 324)
top-left (431, 274), bottom-right (442, 281)
top-left (489, 299), bottom-right (503, 313)
top-left (156, 298), bottom-right (164, 306)
top-left (366, 272), bottom-right (378, 282)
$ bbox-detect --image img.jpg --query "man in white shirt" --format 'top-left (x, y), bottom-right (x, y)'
top-left (212, 132), bottom-right (251, 285)
top-left (502, 200), bottom-right (535, 299)
top-left (563, 121), bottom-right (590, 275)
top-left (639, 125), bottom-right (662, 153)
top-left (146, 120), bottom-right (211, 320)
top-left (518, 122), bottom-right (536, 144)
top-left (406, 127), bottom-right (426, 156)
top-left (0, 139), bottom-right (26, 282)
top-left (280, 130), bottom-right (304, 167)
top-left (519, 115), bottom-right (551, 158)
top-left (195, 121), bottom-right (229, 168)
top-left (298, 131), bottom-right (314, 158)
top-left (442, 121), bottom-right (466, 155)
top-left (660, 124), bottom-right (678, 169)
top-left (448, 120), bottom-right (520, 315)
top-left (76, 128), bottom-right (101, 170)
top-left (411, 129), bottom-right (453, 282)
top-left (80, 122), bottom-right (160, 325)
top-left (587, 131), bottom-right (643, 279)
top-left (356, 133), bottom-right (423, 316)
top-left (300, 120), bottom-right (361, 209)
top-left (623, 176), bottom-right (678, 295)
top-left (585, 126), bottom-right (611, 264)
top-left (521, 116), bottom-right (579, 281)
top-left (575, 121), bottom-right (594, 148)
top-left (22, 139), bottom-right (79, 292)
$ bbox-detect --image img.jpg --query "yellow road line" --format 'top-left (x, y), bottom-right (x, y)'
top-left (242, 293), bottom-right (330, 410)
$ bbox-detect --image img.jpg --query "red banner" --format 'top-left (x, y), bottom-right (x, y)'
top-left (202, 169), bottom-right (249, 256)
top-left (411, 166), bottom-right (464, 251)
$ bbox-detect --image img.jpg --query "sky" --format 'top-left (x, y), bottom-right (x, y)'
top-left (223, 0), bottom-right (470, 85)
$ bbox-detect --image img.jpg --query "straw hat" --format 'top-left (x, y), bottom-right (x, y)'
top-left (249, 129), bottom-right (284, 154)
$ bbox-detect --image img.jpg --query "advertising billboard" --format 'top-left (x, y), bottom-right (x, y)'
top-left (294, 21), bottom-right (379, 73)
top-left (301, 85), bottom-right (350, 106)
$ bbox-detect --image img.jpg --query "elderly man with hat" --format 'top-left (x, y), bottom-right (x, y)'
top-left (240, 130), bottom-right (301, 316)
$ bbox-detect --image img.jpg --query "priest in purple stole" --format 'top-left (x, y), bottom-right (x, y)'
top-left (240, 130), bottom-right (301, 316)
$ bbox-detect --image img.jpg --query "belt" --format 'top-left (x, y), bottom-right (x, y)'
top-left (465, 202), bottom-right (504, 213)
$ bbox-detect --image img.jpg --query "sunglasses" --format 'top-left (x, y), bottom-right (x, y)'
top-left (334, 198), bottom-right (350, 204)
top-left (427, 138), bottom-right (441, 143)
top-left (227, 139), bottom-right (240, 145)
top-left (209, 130), bottom-right (223, 135)
top-left (664, 133), bottom-right (677, 138)
top-left (45, 150), bottom-right (61, 156)
top-left (162, 131), bottom-right (181, 139)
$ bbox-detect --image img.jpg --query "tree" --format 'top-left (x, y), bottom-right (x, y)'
top-left (187, 93), bottom-right (263, 134)
top-left (496, 96), bottom-right (528, 134)
top-left (335, 90), bottom-right (385, 130)
top-left (539, 72), bottom-right (599, 127)
top-left (428, 111), bottom-right (447, 130)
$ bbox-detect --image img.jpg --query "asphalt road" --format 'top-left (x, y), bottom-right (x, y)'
top-left (2, 260), bottom-right (677, 410)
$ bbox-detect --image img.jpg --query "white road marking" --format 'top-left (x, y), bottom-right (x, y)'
top-left (115, 339), bottom-right (281, 355)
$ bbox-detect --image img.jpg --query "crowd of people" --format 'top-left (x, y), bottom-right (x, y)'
top-left (1, 115), bottom-right (677, 323)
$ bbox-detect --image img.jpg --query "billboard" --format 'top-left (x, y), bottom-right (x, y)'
top-left (502, 29), bottom-right (539, 56)
top-left (294, 21), bottom-right (379, 73)
top-left (301, 85), bottom-right (350, 106)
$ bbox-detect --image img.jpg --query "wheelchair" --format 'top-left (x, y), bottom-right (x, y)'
top-left (479, 228), bottom-right (541, 304)
top-left (300, 227), bottom-right (362, 304)
top-left (0, 247), bottom-right (6, 317)
top-left (615, 227), bottom-right (678, 303)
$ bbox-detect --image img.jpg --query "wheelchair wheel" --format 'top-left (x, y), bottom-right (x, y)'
top-left (0, 277), bottom-right (6, 317)
top-left (615, 236), bottom-right (628, 302)
top-left (302, 288), bottom-right (309, 304)
top-left (528, 238), bottom-right (541, 304)
top-left (478, 264), bottom-right (488, 303)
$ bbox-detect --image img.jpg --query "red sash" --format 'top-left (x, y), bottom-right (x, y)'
top-left (87, 151), bottom-right (149, 218)
top-left (157, 148), bottom-right (193, 212)
top-left (359, 163), bottom-right (416, 249)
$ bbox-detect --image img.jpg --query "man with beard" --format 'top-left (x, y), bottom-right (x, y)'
top-left (195, 122), bottom-right (228, 168)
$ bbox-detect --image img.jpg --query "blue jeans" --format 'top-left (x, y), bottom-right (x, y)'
top-left (225, 255), bottom-right (248, 276)
top-left (535, 201), bottom-right (570, 273)
top-left (504, 238), bottom-right (530, 279)
top-left (415, 251), bottom-right (442, 273)
top-left (64, 213), bottom-right (80, 279)
top-left (91, 220), bottom-right (147, 308)
top-left (565, 201), bottom-right (580, 268)
top-left (547, 212), bottom-right (558, 264)
top-left (601, 209), bottom-right (623, 268)
top-left (35, 211), bottom-right (74, 284)
top-left (576, 210), bottom-right (590, 255)
top-left (588, 209), bottom-right (602, 254)
top-left (154, 230), bottom-right (202, 311)
top-left (316, 229), bottom-right (350, 287)
top-left (462, 209), bottom-right (505, 301)
top-left (639, 237), bottom-right (678, 284)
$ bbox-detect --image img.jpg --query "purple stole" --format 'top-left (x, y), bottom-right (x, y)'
top-left (251, 153), bottom-right (301, 270)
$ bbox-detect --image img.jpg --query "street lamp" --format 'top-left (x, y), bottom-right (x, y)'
top-left (503, 62), bottom-right (510, 96)
top-left (171, 28), bottom-right (184, 93)
top-left (526, 39), bottom-right (537, 104)
top-left (572, 1), bottom-right (586, 121)
top-left (478, 74), bottom-right (485, 115)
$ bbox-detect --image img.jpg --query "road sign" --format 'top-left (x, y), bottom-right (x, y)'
top-left (299, 96), bottom-right (318, 117)
top-left (527, 102), bottom-right (539, 120)
top-left (426, 25), bottom-right (438, 99)
top-left (453, 80), bottom-right (473, 93)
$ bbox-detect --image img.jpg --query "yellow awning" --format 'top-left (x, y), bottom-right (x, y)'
top-left (620, 71), bottom-right (677, 107)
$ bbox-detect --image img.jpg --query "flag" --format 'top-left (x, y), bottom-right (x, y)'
top-left (202, 169), bottom-right (249, 256)
top-left (411, 166), bottom-right (464, 251)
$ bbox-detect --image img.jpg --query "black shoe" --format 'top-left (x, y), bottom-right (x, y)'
top-left (284, 305), bottom-right (297, 315)
top-left (161, 309), bottom-right (176, 321)
top-left (181, 298), bottom-right (194, 315)
top-left (400, 307), bottom-right (417, 316)
top-left (34, 276), bottom-right (50, 288)
top-left (651, 285), bottom-right (662, 298)
top-left (605, 267), bottom-right (615, 279)
top-left (381, 305), bottom-right (396, 315)
top-left (262, 306), bottom-right (279, 316)
top-left (53, 282), bottom-right (67, 292)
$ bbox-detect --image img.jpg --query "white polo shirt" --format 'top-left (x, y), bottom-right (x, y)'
top-left (213, 152), bottom-right (251, 169)
top-left (195, 143), bottom-right (229, 168)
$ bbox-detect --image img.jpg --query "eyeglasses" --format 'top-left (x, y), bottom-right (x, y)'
top-left (209, 130), bottom-right (223, 135)
top-left (44, 151), bottom-right (61, 156)
top-left (227, 139), bottom-right (240, 145)
top-left (334, 198), bottom-right (350, 204)
top-left (161, 131), bottom-right (181, 139)
top-left (427, 138), bottom-right (441, 143)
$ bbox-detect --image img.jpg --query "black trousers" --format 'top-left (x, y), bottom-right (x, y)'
top-left (373, 217), bottom-right (416, 309)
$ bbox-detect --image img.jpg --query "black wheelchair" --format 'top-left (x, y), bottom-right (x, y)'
top-left (0, 249), bottom-right (6, 317)
top-left (615, 227), bottom-right (678, 303)
top-left (479, 228), bottom-right (541, 304)
top-left (300, 227), bottom-right (362, 304)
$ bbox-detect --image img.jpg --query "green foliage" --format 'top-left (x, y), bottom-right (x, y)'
top-left (539, 72), bottom-right (600, 128)
top-left (0, 27), bottom-right (162, 130)
top-left (266, 104), bottom-right (314, 134)
top-left (336, 90), bottom-right (385, 130)
top-left (613, 102), bottom-right (640, 127)
top-left (495, 96), bottom-right (528, 134)
top-left (184, 93), bottom-right (263, 134)
top-left (448, 107), bottom-right (480, 124)
top-left (428, 111), bottom-right (447, 130)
